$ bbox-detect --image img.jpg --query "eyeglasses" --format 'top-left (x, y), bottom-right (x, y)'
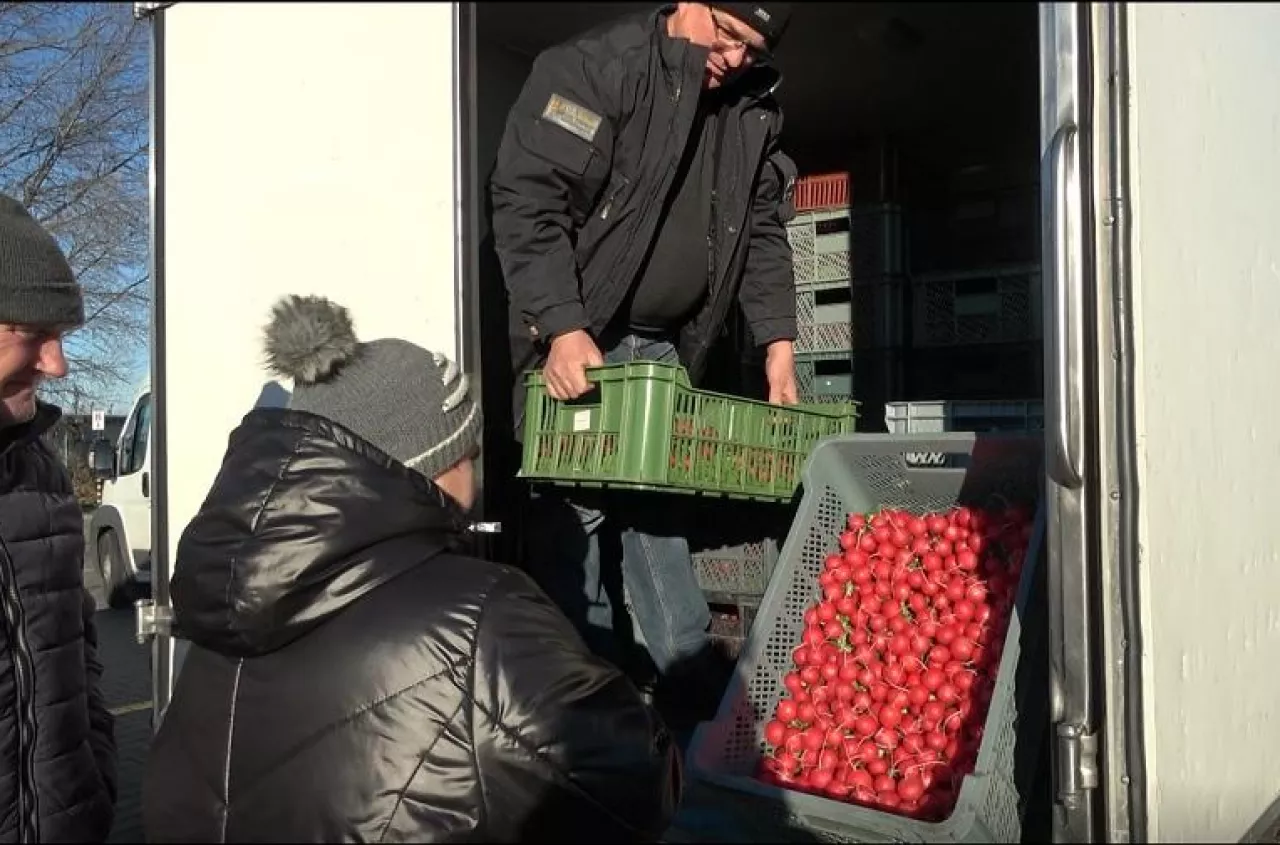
top-left (709, 9), bottom-right (769, 63)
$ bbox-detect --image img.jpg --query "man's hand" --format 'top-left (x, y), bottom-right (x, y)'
top-left (544, 329), bottom-right (605, 400)
top-left (765, 340), bottom-right (799, 405)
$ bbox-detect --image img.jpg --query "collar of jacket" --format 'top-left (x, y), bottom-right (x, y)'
top-left (651, 4), bottom-right (783, 104)
top-left (0, 401), bottom-right (61, 458)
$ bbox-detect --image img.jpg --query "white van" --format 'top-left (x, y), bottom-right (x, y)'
top-left (88, 383), bottom-right (153, 608)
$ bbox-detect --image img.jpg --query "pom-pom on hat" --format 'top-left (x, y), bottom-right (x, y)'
top-left (263, 294), bottom-right (481, 481)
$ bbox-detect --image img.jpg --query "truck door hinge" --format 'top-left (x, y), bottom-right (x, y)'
top-left (1055, 723), bottom-right (1099, 806)
top-left (133, 2), bottom-right (176, 20)
top-left (135, 599), bottom-right (174, 645)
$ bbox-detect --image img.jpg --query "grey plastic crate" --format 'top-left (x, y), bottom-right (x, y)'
top-left (709, 599), bottom-right (760, 661)
top-left (911, 265), bottom-right (1043, 347)
top-left (795, 279), bottom-right (906, 354)
top-left (693, 539), bottom-right (780, 598)
top-left (788, 208), bottom-right (853, 286)
top-left (795, 281), bottom-right (853, 355)
top-left (788, 205), bottom-right (905, 286)
top-left (885, 400), bottom-right (1045, 435)
top-left (686, 433), bottom-right (1046, 843)
top-left (796, 353), bottom-right (853, 405)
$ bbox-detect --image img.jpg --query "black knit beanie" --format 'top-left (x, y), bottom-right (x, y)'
top-left (262, 294), bottom-right (482, 482)
top-left (0, 193), bottom-right (85, 328)
top-left (708, 2), bottom-right (793, 51)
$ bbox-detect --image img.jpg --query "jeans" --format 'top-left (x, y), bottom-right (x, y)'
top-left (523, 333), bottom-right (712, 679)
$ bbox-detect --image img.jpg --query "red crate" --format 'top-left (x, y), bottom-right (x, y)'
top-left (792, 172), bottom-right (849, 213)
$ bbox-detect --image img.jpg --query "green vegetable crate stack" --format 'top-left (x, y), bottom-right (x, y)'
top-left (519, 359), bottom-right (858, 659)
top-left (519, 361), bottom-right (858, 502)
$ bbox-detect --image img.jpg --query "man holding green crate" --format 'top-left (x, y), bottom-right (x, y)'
top-left (491, 2), bottom-right (799, 724)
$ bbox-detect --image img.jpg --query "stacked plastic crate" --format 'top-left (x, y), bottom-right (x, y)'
top-left (897, 170), bottom-right (1045, 412)
top-left (788, 173), bottom-right (906, 406)
top-left (694, 499), bottom-right (788, 658)
top-left (698, 176), bottom-right (909, 654)
top-left (884, 398), bottom-right (1045, 436)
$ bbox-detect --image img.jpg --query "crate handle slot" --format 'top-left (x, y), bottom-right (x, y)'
top-left (561, 386), bottom-right (603, 408)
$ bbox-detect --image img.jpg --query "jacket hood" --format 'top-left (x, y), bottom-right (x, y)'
top-left (171, 408), bottom-right (470, 658)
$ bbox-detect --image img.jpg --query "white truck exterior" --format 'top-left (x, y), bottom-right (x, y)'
top-left (87, 382), bottom-right (153, 607)
top-left (133, 2), bottom-right (1280, 842)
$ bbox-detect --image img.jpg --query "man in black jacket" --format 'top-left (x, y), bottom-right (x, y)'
top-left (144, 295), bottom-right (680, 843)
top-left (0, 194), bottom-right (117, 842)
top-left (491, 2), bottom-right (798, 712)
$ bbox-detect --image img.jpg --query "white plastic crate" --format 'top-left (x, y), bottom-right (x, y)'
top-left (911, 264), bottom-right (1042, 347)
top-left (885, 400), bottom-right (1045, 434)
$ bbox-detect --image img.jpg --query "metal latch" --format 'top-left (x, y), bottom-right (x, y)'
top-left (1055, 722), bottom-right (1099, 806)
top-left (135, 599), bottom-right (174, 645)
top-left (467, 522), bottom-right (502, 534)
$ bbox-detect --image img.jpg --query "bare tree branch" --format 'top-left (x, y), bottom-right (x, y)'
top-left (0, 2), bottom-right (149, 410)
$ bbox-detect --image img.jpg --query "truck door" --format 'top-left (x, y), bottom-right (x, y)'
top-left (1041, 4), bottom-right (1148, 842)
top-left (134, 0), bottom-right (472, 723)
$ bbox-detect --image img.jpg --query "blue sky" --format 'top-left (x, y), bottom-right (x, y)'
top-left (2, 3), bottom-right (153, 415)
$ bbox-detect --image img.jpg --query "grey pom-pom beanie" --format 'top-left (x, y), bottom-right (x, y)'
top-left (0, 193), bottom-right (84, 328)
top-left (262, 294), bottom-right (481, 481)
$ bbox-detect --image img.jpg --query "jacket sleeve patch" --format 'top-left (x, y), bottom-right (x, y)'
top-left (541, 93), bottom-right (602, 143)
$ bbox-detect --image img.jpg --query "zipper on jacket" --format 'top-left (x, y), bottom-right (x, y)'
top-left (691, 110), bottom-right (764, 364)
top-left (599, 175), bottom-right (630, 221)
top-left (0, 531), bottom-right (40, 843)
top-left (590, 73), bottom-right (689, 328)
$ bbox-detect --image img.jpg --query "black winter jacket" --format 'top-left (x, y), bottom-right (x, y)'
top-left (0, 404), bottom-right (116, 844)
top-left (491, 5), bottom-right (798, 396)
top-left (142, 409), bottom-right (681, 843)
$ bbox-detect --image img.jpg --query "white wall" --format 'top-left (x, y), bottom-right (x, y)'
top-left (1129, 3), bottom-right (1280, 841)
top-left (161, 2), bottom-right (460, 566)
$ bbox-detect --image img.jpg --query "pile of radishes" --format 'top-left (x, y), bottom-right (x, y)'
top-left (756, 503), bottom-right (1034, 822)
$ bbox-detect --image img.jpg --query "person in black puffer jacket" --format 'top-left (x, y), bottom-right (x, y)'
top-left (142, 295), bottom-right (681, 843)
top-left (0, 194), bottom-right (117, 844)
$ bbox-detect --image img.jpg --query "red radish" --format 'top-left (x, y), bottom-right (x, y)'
top-left (755, 502), bottom-right (1034, 822)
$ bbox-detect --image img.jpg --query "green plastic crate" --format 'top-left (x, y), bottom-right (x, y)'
top-left (520, 362), bottom-right (859, 502)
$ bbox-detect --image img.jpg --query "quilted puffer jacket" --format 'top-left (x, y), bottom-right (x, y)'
top-left (0, 403), bottom-right (117, 844)
top-left (142, 408), bottom-right (681, 843)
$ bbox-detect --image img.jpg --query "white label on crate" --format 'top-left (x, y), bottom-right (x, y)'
top-left (572, 409), bottom-right (592, 432)
top-left (905, 451), bottom-right (948, 467)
